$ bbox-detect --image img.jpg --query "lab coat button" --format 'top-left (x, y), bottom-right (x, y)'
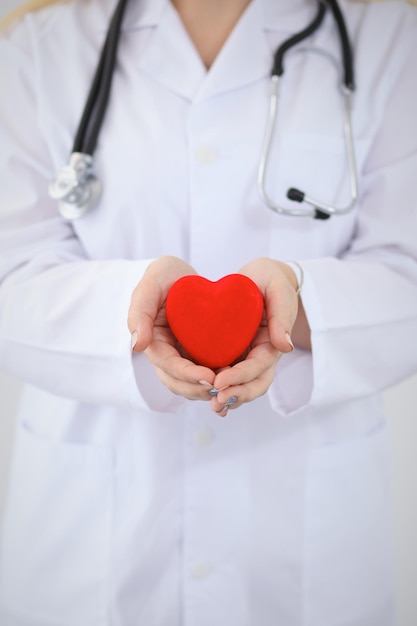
top-left (196, 146), bottom-right (216, 164)
top-left (194, 428), bottom-right (213, 448)
top-left (190, 561), bottom-right (211, 580)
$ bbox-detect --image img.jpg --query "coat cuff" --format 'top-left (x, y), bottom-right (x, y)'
top-left (269, 256), bottom-right (417, 416)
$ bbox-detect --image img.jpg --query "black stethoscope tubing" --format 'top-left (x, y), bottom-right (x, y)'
top-left (272, 0), bottom-right (354, 90)
top-left (73, 0), bottom-right (129, 155)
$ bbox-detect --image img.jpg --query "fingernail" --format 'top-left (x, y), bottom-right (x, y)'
top-left (225, 396), bottom-right (237, 407)
top-left (216, 396), bottom-right (238, 416)
top-left (209, 388), bottom-right (219, 396)
top-left (131, 331), bottom-right (138, 350)
top-left (198, 380), bottom-right (212, 387)
top-left (285, 332), bottom-right (294, 351)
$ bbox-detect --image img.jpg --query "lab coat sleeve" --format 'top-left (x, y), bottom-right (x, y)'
top-left (269, 34), bottom-right (417, 416)
top-left (0, 27), bottom-right (183, 414)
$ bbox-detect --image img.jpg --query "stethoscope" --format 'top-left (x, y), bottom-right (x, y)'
top-left (49, 0), bottom-right (357, 221)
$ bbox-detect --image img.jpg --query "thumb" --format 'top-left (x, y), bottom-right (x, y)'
top-left (129, 314), bottom-right (155, 353)
top-left (128, 275), bottom-right (164, 352)
top-left (264, 285), bottom-right (297, 354)
top-left (239, 259), bottom-right (298, 353)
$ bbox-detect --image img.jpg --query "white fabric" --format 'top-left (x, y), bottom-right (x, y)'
top-left (0, 0), bottom-right (416, 624)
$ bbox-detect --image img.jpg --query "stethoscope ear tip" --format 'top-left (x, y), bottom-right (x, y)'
top-left (287, 188), bottom-right (332, 219)
top-left (287, 188), bottom-right (305, 203)
top-left (314, 209), bottom-right (331, 220)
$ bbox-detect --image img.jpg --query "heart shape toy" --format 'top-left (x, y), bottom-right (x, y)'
top-left (166, 274), bottom-right (264, 369)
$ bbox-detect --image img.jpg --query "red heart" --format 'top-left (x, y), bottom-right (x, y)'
top-left (166, 274), bottom-right (264, 369)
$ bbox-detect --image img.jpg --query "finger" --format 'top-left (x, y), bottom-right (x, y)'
top-left (128, 256), bottom-right (198, 352)
top-left (210, 393), bottom-right (238, 417)
top-left (213, 339), bottom-right (279, 390)
top-left (240, 261), bottom-right (299, 353)
top-left (155, 367), bottom-right (214, 401)
top-left (210, 364), bottom-right (276, 413)
top-left (145, 339), bottom-right (215, 386)
top-left (262, 282), bottom-right (298, 353)
top-left (128, 273), bottom-right (163, 351)
top-left (266, 303), bottom-right (297, 353)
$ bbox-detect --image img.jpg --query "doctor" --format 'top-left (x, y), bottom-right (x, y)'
top-left (0, 0), bottom-right (417, 625)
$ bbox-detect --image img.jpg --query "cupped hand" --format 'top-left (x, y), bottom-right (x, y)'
top-left (209, 258), bottom-right (300, 416)
top-left (128, 256), bottom-right (216, 400)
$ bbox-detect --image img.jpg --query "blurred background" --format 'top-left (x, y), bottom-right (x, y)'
top-left (0, 1), bottom-right (416, 625)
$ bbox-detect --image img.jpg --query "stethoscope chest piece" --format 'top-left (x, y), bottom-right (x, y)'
top-left (49, 152), bottom-right (102, 220)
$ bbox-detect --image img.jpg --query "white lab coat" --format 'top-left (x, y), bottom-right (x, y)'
top-left (0, 0), bottom-right (417, 624)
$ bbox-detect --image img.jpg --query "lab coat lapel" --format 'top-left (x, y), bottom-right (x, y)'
top-left (132, 0), bottom-right (272, 102)
top-left (134, 2), bottom-right (207, 101)
top-left (191, 0), bottom-right (320, 101)
top-left (194, 0), bottom-right (271, 102)
top-left (96, 0), bottom-right (205, 102)
top-left (196, 0), bottom-right (323, 102)
top-left (130, 0), bottom-right (318, 103)
top-left (96, 0), bottom-right (166, 33)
